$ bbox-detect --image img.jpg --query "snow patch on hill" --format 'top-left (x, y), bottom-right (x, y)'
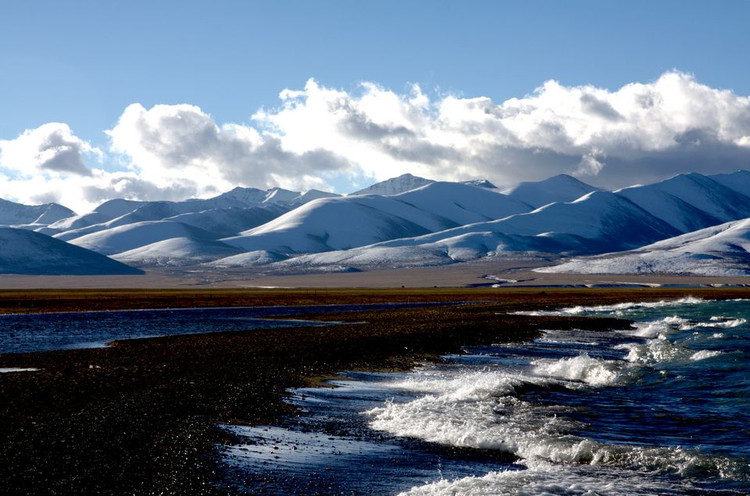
top-left (0, 199), bottom-right (76, 227)
top-left (539, 218), bottom-right (750, 276)
top-left (115, 237), bottom-right (243, 266)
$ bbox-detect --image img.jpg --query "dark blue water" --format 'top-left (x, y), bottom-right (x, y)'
top-left (0, 303), bottom-right (442, 354)
top-left (223, 297), bottom-right (750, 495)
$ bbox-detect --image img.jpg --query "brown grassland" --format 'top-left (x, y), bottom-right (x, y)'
top-left (1, 287), bottom-right (748, 494)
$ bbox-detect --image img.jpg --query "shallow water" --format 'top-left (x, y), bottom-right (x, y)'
top-left (223, 297), bottom-right (750, 495)
top-left (0, 302), bottom-right (443, 354)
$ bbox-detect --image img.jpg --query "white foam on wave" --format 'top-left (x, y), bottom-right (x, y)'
top-left (531, 353), bottom-right (621, 386)
top-left (367, 370), bottom-right (582, 455)
top-left (690, 349), bottom-right (723, 361)
top-left (380, 368), bottom-right (527, 399)
top-left (398, 452), bottom-right (748, 496)
top-left (371, 375), bottom-right (748, 494)
top-left (514, 296), bottom-right (705, 317)
top-left (626, 315), bottom-right (692, 338)
top-left (704, 317), bottom-right (747, 328)
top-left (616, 337), bottom-right (686, 364)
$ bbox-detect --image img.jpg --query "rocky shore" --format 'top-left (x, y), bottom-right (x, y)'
top-left (1, 287), bottom-right (747, 494)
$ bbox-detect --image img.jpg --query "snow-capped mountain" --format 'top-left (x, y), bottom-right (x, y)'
top-left (221, 181), bottom-right (532, 256)
top-left (539, 218), bottom-right (750, 277)
top-left (67, 221), bottom-right (221, 255)
top-left (0, 228), bottom-right (142, 275)
top-left (350, 173), bottom-right (434, 196)
top-left (243, 171), bottom-right (750, 273)
top-left (4, 171), bottom-right (750, 277)
top-left (505, 174), bottom-right (600, 208)
top-left (42, 199), bottom-right (148, 234)
top-left (614, 172), bottom-right (750, 236)
top-left (114, 237), bottom-right (243, 267)
top-left (253, 189), bottom-right (681, 270)
top-left (0, 198), bottom-right (76, 227)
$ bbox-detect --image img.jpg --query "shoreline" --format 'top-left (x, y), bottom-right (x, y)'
top-left (1, 287), bottom-right (748, 494)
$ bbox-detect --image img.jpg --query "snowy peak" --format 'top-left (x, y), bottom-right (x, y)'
top-left (461, 179), bottom-right (497, 189)
top-left (350, 173), bottom-right (434, 196)
top-left (622, 172), bottom-right (750, 226)
top-left (505, 174), bottom-right (600, 208)
top-left (394, 181), bottom-right (531, 223)
top-left (221, 181), bottom-right (533, 257)
top-left (211, 186), bottom-right (270, 206)
top-left (291, 189), bottom-right (340, 206)
top-left (0, 198), bottom-right (76, 227)
top-left (212, 186), bottom-right (302, 207)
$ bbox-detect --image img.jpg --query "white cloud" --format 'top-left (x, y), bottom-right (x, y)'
top-left (2, 71), bottom-right (750, 214)
top-left (107, 102), bottom-right (348, 195)
top-left (0, 123), bottom-right (99, 177)
top-left (252, 72), bottom-right (750, 188)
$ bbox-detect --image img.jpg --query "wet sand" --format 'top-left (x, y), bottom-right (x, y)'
top-left (1, 287), bottom-right (748, 494)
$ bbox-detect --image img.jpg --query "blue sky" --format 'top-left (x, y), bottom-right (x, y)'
top-left (2, 0), bottom-right (750, 212)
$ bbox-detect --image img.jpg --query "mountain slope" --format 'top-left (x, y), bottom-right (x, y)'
top-left (350, 173), bottom-right (434, 196)
top-left (221, 182), bottom-right (531, 255)
top-left (706, 170), bottom-right (750, 198)
top-left (505, 174), bottom-right (600, 208)
top-left (43, 199), bottom-right (148, 234)
top-left (0, 228), bottom-right (142, 275)
top-left (259, 191), bottom-right (682, 270)
top-left (612, 171), bottom-right (750, 235)
top-left (0, 199), bottom-right (76, 227)
top-left (68, 221), bottom-right (220, 255)
top-left (50, 187), bottom-right (301, 240)
top-left (614, 187), bottom-right (722, 234)
top-left (114, 237), bottom-right (243, 267)
top-left (540, 218), bottom-right (750, 277)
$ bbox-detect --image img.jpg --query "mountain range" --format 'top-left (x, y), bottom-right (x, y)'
top-left (2, 170), bottom-right (750, 277)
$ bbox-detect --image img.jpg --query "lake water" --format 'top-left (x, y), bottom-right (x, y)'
top-left (0, 303), bottom-right (439, 354)
top-left (222, 297), bottom-right (750, 495)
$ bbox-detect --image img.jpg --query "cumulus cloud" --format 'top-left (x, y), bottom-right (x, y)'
top-left (0, 123), bottom-right (98, 177)
top-left (2, 71), bottom-right (750, 214)
top-left (107, 103), bottom-right (348, 195)
top-left (251, 72), bottom-right (750, 189)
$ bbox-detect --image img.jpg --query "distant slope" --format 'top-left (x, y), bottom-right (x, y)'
top-left (165, 205), bottom-right (287, 238)
top-left (291, 189), bottom-right (340, 205)
top-left (68, 221), bottom-right (220, 255)
top-left (540, 218), bottom-right (750, 277)
top-left (0, 228), bottom-right (142, 275)
top-left (221, 182), bottom-right (531, 255)
top-left (14, 170), bottom-right (750, 274)
top-left (114, 237), bottom-right (243, 267)
top-left (48, 186), bottom-right (302, 237)
top-left (0, 198), bottom-right (76, 227)
top-left (614, 172), bottom-right (750, 235)
top-left (259, 190), bottom-right (681, 270)
top-left (350, 173), bottom-right (434, 196)
top-left (43, 199), bottom-right (148, 234)
top-left (505, 174), bottom-right (600, 208)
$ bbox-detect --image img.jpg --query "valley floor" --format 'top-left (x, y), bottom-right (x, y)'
top-left (1, 257), bottom-right (749, 290)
